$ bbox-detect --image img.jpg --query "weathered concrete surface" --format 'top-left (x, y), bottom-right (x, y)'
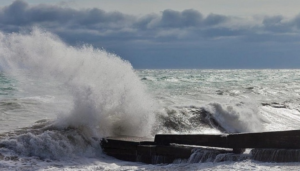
top-left (228, 130), bottom-right (300, 149)
top-left (154, 134), bottom-right (243, 153)
top-left (101, 130), bottom-right (300, 163)
top-left (101, 136), bottom-right (234, 164)
top-left (155, 134), bottom-right (228, 147)
top-left (101, 136), bottom-right (154, 162)
top-left (155, 130), bottom-right (300, 149)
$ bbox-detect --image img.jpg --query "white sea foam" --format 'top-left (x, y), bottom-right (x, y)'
top-left (0, 28), bottom-right (157, 139)
top-left (205, 102), bottom-right (265, 133)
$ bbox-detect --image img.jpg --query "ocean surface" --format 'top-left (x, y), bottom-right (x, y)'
top-left (1, 30), bottom-right (300, 170)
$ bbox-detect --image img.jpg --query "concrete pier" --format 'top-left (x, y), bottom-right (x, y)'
top-left (101, 130), bottom-right (300, 164)
top-left (101, 136), bottom-right (234, 164)
top-left (155, 130), bottom-right (300, 149)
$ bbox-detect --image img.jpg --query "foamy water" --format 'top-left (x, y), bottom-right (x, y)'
top-left (0, 29), bottom-right (157, 138)
top-left (0, 30), bottom-right (300, 170)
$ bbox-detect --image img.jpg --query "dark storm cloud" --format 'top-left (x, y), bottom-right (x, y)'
top-left (261, 15), bottom-right (294, 33)
top-left (137, 9), bottom-right (228, 32)
top-left (292, 14), bottom-right (300, 29)
top-left (0, 0), bottom-right (236, 42)
top-left (2, 0), bottom-right (300, 43)
top-left (158, 9), bottom-right (204, 28)
top-left (1, 0), bottom-right (300, 69)
top-left (0, 0), bottom-right (134, 30)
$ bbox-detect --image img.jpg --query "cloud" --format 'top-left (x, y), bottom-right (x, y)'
top-left (0, 1), bottom-right (238, 41)
top-left (261, 15), bottom-right (293, 33)
top-left (158, 9), bottom-right (204, 28)
top-left (0, 0), bottom-right (300, 68)
top-left (0, 0), bottom-right (134, 30)
top-left (292, 14), bottom-right (300, 29)
top-left (1, 0), bottom-right (299, 43)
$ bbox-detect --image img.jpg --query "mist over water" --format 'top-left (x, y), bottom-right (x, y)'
top-left (0, 29), bottom-right (157, 139)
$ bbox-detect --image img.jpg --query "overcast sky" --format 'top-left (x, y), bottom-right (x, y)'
top-left (1, 0), bottom-right (300, 69)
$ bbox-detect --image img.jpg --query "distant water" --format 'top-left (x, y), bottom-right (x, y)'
top-left (0, 30), bottom-right (300, 170)
top-left (140, 69), bottom-right (300, 133)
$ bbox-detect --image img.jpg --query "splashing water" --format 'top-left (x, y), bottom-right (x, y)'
top-left (206, 102), bottom-right (265, 133)
top-left (0, 29), bottom-right (157, 140)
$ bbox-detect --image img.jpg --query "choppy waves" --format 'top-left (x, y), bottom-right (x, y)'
top-left (0, 29), bottom-right (300, 170)
top-left (0, 29), bottom-right (157, 169)
top-left (0, 29), bottom-right (157, 139)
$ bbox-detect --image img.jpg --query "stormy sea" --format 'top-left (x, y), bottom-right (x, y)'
top-left (1, 30), bottom-right (300, 170)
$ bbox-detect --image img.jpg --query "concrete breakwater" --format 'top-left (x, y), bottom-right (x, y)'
top-left (101, 130), bottom-right (300, 164)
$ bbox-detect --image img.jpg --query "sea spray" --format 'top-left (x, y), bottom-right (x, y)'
top-left (0, 29), bottom-right (157, 140)
top-left (206, 102), bottom-right (265, 133)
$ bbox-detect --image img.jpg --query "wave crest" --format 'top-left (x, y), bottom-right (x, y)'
top-left (0, 28), bottom-right (157, 139)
